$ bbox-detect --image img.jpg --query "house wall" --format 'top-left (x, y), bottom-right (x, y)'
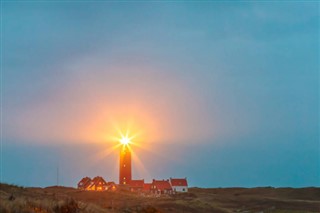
top-left (172, 186), bottom-right (188, 193)
top-left (130, 187), bottom-right (143, 192)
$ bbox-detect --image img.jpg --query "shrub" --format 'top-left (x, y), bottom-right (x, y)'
top-left (53, 198), bottom-right (79, 213)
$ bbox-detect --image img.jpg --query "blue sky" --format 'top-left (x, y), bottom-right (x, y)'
top-left (1, 1), bottom-right (319, 187)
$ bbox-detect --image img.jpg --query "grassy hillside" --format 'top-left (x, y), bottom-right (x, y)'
top-left (0, 183), bottom-right (319, 213)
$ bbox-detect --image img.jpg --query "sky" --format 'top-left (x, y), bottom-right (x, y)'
top-left (1, 1), bottom-right (319, 188)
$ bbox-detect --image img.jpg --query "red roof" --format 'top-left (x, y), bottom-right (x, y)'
top-left (78, 177), bottom-right (91, 188)
top-left (170, 178), bottom-right (188, 187)
top-left (89, 176), bottom-right (107, 187)
top-left (152, 179), bottom-right (172, 191)
top-left (129, 179), bottom-right (144, 188)
top-left (107, 181), bottom-right (116, 186)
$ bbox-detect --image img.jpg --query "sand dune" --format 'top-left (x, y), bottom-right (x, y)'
top-left (0, 183), bottom-right (319, 213)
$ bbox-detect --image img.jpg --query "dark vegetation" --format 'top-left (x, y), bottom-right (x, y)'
top-left (0, 183), bottom-right (319, 213)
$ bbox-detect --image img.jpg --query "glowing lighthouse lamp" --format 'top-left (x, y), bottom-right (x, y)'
top-left (119, 134), bottom-right (132, 185)
top-left (120, 136), bottom-right (130, 145)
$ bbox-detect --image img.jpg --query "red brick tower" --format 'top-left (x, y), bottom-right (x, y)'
top-left (119, 145), bottom-right (132, 185)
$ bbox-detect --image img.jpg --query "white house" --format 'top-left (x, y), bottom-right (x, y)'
top-left (170, 178), bottom-right (188, 193)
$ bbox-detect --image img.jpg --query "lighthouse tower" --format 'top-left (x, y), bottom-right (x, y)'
top-left (119, 145), bottom-right (132, 185)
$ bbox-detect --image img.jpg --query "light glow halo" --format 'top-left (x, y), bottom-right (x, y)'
top-left (120, 135), bottom-right (131, 145)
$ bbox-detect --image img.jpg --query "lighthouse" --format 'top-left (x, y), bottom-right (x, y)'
top-left (119, 145), bottom-right (132, 185)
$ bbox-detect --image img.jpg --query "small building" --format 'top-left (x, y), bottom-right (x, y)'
top-left (77, 177), bottom-right (92, 190)
top-left (129, 179), bottom-right (144, 192)
top-left (78, 176), bottom-right (108, 191)
top-left (170, 178), bottom-right (188, 193)
top-left (151, 179), bottom-right (173, 195)
top-left (106, 181), bottom-right (117, 191)
top-left (89, 176), bottom-right (108, 191)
